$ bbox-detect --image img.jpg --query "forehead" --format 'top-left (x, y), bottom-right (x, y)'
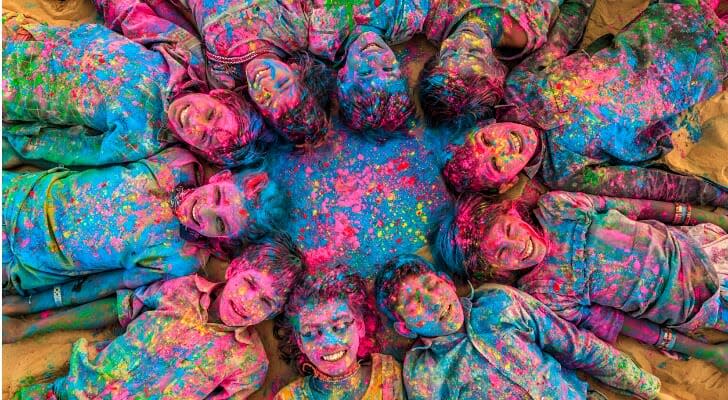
top-left (396, 272), bottom-right (443, 300)
top-left (296, 298), bottom-right (353, 327)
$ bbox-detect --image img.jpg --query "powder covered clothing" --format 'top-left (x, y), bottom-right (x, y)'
top-left (2, 147), bottom-right (206, 295)
top-left (17, 275), bottom-right (268, 399)
top-left (502, 1), bottom-right (728, 190)
top-left (354, 0), bottom-right (561, 58)
top-left (2, 19), bottom-right (204, 167)
top-left (518, 191), bottom-right (727, 343)
top-left (403, 284), bottom-right (660, 400)
top-left (274, 353), bottom-right (405, 400)
top-left (162, 0), bottom-right (351, 89)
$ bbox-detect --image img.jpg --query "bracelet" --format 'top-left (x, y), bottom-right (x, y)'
top-left (654, 328), bottom-right (676, 351)
top-left (27, 294), bottom-right (32, 305)
top-left (53, 286), bottom-right (63, 308)
top-left (684, 204), bottom-right (693, 225)
top-left (673, 203), bottom-right (688, 225)
top-left (673, 203), bottom-right (683, 225)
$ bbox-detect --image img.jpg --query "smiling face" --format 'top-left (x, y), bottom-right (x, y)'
top-left (168, 93), bottom-right (241, 153)
top-left (394, 272), bottom-right (464, 338)
top-left (445, 122), bottom-right (539, 192)
top-left (343, 32), bottom-right (401, 88)
top-left (246, 58), bottom-right (302, 121)
top-left (218, 269), bottom-right (281, 326)
top-left (480, 208), bottom-right (547, 271)
top-left (294, 298), bottom-right (365, 377)
top-left (438, 20), bottom-right (496, 81)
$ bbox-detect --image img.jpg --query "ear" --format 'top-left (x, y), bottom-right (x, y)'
top-left (294, 331), bottom-right (303, 349)
top-left (497, 175), bottom-right (520, 194)
top-left (242, 172), bottom-right (269, 200)
top-left (209, 169), bottom-right (233, 184)
top-left (393, 321), bottom-right (417, 339)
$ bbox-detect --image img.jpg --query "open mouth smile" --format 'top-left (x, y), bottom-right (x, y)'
top-left (510, 132), bottom-right (523, 154)
top-left (523, 237), bottom-right (534, 260)
top-left (321, 350), bottom-right (346, 362)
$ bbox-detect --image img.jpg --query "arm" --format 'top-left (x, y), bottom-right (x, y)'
top-left (2, 268), bottom-right (167, 315)
top-left (559, 165), bottom-right (728, 207)
top-left (209, 335), bottom-right (268, 399)
top-left (621, 316), bottom-right (728, 373)
top-left (3, 297), bottom-right (118, 343)
top-left (512, 290), bottom-right (660, 399)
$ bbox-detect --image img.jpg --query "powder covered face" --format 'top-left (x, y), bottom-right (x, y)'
top-left (175, 171), bottom-right (269, 238)
top-left (246, 58), bottom-right (302, 121)
top-left (342, 32), bottom-right (403, 94)
top-left (295, 298), bottom-right (365, 377)
top-left (218, 269), bottom-right (281, 326)
top-left (394, 272), bottom-right (463, 337)
top-left (445, 122), bottom-right (539, 191)
top-left (479, 208), bottom-right (547, 270)
top-left (438, 19), bottom-right (498, 82)
top-left (168, 93), bottom-right (241, 153)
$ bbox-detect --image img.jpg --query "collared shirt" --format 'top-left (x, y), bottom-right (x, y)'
top-left (274, 353), bottom-right (405, 400)
top-left (502, 2), bottom-right (727, 187)
top-left (518, 191), bottom-right (722, 341)
top-left (2, 147), bottom-right (206, 295)
top-left (50, 275), bottom-right (268, 399)
top-left (404, 284), bottom-right (660, 400)
top-left (3, 21), bottom-right (202, 167)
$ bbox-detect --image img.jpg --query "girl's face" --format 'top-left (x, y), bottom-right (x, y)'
top-left (342, 32), bottom-right (402, 90)
top-left (219, 269), bottom-right (280, 326)
top-left (394, 272), bottom-right (463, 337)
top-left (480, 209), bottom-right (547, 270)
top-left (446, 122), bottom-right (539, 190)
top-left (168, 93), bottom-right (242, 153)
top-left (246, 58), bottom-right (302, 121)
top-left (438, 19), bottom-right (494, 81)
top-left (295, 298), bottom-right (365, 377)
top-left (174, 171), bottom-right (269, 238)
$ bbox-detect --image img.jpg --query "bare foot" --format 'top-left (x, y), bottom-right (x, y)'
top-left (2, 315), bottom-right (30, 343)
top-left (3, 294), bottom-right (31, 316)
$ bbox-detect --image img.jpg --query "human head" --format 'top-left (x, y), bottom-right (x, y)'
top-left (173, 169), bottom-right (288, 257)
top-left (443, 122), bottom-right (540, 193)
top-left (246, 53), bottom-right (334, 145)
top-left (217, 233), bottom-right (305, 326)
top-left (376, 255), bottom-right (463, 338)
top-left (275, 265), bottom-right (379, 377)
top-left (418, 19), bottom-right (508, 129)
top-left (168, 90), bottom-right (270, 168)
top-left (434, 195), bottom-right (544, 282)
top-left (338, 32), bottom-right (415, 135)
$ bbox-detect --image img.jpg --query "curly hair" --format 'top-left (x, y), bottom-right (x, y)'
top-left (337, 73), bottom-right (415, 138)
top-left (274, 265), bottom-right (380, 375)
top-left (418, 55), bottom-right (505, 130)
top-left (170, 89), bottom-right (273, 169)
top-left (433, 195), bottom-right (534, 283)
top-left (375, 254), bottom-right (453, 324)
top-left (270, 52), bottom-right (336, 146)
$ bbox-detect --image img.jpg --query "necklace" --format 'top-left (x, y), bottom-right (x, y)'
top-left (311, 360), bottom-right (362, 383)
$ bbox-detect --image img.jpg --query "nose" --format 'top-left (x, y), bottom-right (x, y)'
top-left (319, 328), bottom-right (346, 346)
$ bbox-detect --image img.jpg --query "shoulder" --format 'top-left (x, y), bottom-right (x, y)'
top-left (273, 377), bottom-right (307, 400)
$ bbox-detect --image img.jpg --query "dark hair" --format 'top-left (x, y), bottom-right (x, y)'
top-left (337, 72), bottom-right (415, 137)
top-left (272, 53), bottom-right (335, 146)
top-left (225, 232), bottom-right (305, 303)
top-left (433, 195), bottom-right (535, 283)
top-left (418, 55), bottom-right (504, 130)
top-left (375, 254), bottom-right (447, 324)
top-left (274, 265), bottom-right (379, 375)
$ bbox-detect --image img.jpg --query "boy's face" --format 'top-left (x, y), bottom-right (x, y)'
top-left (438, 19), bottom-right (493, 81)
top-left (394, 272), bottom-right (464, 337)
top-left (341, 32), bottom-right (406, 102)
top-left (246, 58), bottom-right (302, 121)
top-left (479, 208), bottom-right (547, 271)
top-left (445, 122), bottom-right (539, 191)
top-left (219, 269), bottom-right (281, 326)
top-left (168, 93), bottom-right (242, 154)
top-left (294, 298), bottom-right (365, 377)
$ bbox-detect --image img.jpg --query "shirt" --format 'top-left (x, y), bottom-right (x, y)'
top-left (50, 275), bottom-right (268, 399)
top-left (404, 284), bottom-right (660, 400)
top-left (518, 191), bottom-right (724, 342)
top-left (2, 147), bottom-right (206, 295)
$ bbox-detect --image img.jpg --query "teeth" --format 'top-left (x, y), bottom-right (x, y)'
top-left (179, 106), bottom-right (190, 126)
top-left (511, 132), bottom-right (523, 153)
top-left (322, 350), bottom-right (346, 362)
top-left (524, 237), bottom-right (533, 259)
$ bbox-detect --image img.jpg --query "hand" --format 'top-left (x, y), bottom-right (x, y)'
top-left (707, 342), bottom-right (728, 373)
top-left (3, 294), bottom-right (31, 316)
top-left (2, 315), bottom-right (30, 344)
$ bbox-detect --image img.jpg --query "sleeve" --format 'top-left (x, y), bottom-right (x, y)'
top-left (210, 337), bottom-right (269, 399)
top-left (559, 165), bottom-right (728, 207)
top-left (92, 0), bottom-right (207, 96)
top-left (353, 0), bottom-right (428, 45)
top-left (536, 191), bottom-right (600, 223)
top-left (115, 281), bottom-right (166, 328)
top-left (511, 289), bottom-right (660, 399)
